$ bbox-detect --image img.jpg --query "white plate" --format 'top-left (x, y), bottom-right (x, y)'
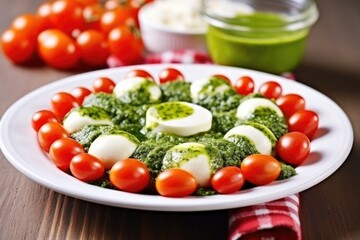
top-left (0, 64), bottom-right (353, 211)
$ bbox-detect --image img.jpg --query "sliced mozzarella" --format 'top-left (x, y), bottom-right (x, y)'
top-left (88, 132), bottom-right (139, 169)
top-left (113, 77), bottom-right (162, 102)
top-left (63, 109), bottom-right (113, 134)
top-left (145, 101), bottom-right (212, 136)
top-left (190, 77), bottom-right (231, 100)
top-left (224, 124), bottom-right (274, 155)
top-left (162, 142), bottom-right (214, 186)
top-left (236, 98), bottom-right (283, 120)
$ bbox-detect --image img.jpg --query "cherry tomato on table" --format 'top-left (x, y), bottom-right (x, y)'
top-left (82, 4), bottom-right (105, 31)
top-left (31, 110), bottom-right (59, 132)
top-left (276, 93), bottom-right (306, 118)
top-left (51, 92), bottom-right (79, 119)
top-left (234, 76), bottom-right (255, 95)
top-left (241, 154), bottom-right (281, 186)
top-left (276, 132), bottom-right (311, 166)
top-left (37, 29), bottom-right (80, 70)
top-left (158, 68), bottom-right (184, 84)
top-left (70, 153), bottom-right (105, 182)
top-left (50, 0), bottom-right (84, 34)
top-left (93, 77), bottom-right (115, 93)
top-left (211, 166), bottom-right (244, 194)
top-left (37, 122), bottom-right (69, 152)
top-left (75, 0), bottom-right (100, 7)
top-left (107, 25), bottom-right (144, 65)
top-left (110, 158), bottom-right (150, 193)
top-left (288, 110), bottom-right (319, 140)
top-left (11, 14), bottom-right (46, 38)
top-left (1, 28), bottom-right (36, 64)
top-left (37, 2), bottom-right (53, 29)
top-left (49, 138), bottom-right (84, 172)
top-left (258, 81), bottom-right (282, 99)
top-left (76, 30), bottom-right (110, 67)
top-left (100, 5), bottom-right (139, 35)
top-left (155, 168), bottom-right (197, 197)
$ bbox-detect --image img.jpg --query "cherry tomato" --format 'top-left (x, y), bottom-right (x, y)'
top-left (276, 94), bottom-right (306, 118)
top-left (37, 2), bottom-right (53, 29)
top-left (100, 4), bottom-right (139, 34)
top-left (71, 87), bottom-right (92, 105)
top-left (155, 168), bottom-right (197, 197)
top-left (276, 132), bottom-right (311, 166)
top-left (1, 28), bottom-right (36, 64)
top-left (70, 153), bottom-right (105, 182)
top-left (241, 154), bottom-right (281, 186)
top-left (76, 30), bottom-right (110, 67)
top-left (211, 166), bottom-right (244, 194)
top-left (234, 76), bottom-right (255, 95)
top-left (93, 77), bottom-right (115, 93)
top-left (158, 68), bottom-right (184, 84)
top-left (11, 14), bottom-right (45, 38)
top-left (49, 138), bottom-right (84, 172)
top-left (75, 0), bottom-right (99, 7)
top-left (32, 110), bottom-right (59, 132)
top-left (82, 4), bottom-right (105, 31)
top-left (288, 110), bottom-right (319, 140)
top-left (37, 122), bottom-right (69, 152)
top-left (258, 81), bottom-right (282, 99)
top-left (109, 158), bottom-right (150, 193)
top-left (107, 25), bottom-right (144, 64)
top-left (50, 0), bottom-right (84, 34)
top-left (212, 74), bottom-right (231, 85)
top-left (37, 29), bottom-right (80, 70)
top-left (51, 92), bottom-right (79, 119)
top-left (125, 69), bottom-right (154, 80)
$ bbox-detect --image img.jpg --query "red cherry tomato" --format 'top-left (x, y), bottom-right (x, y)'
top-left (37, 122), bottom-right (69, 152)
top-left (107, 25), bottom-right (144, 64)
top-left (37, 2), bottom-right (53, 29)
top-left (71, 87), bottom-right (92, 105)
top-left (82, 4), bottom-right (105, 31)
top-left (258, 81), bottom-right (282, 99)
top-left (212, 74), bottom-right (231, 85)
top-left (288, 110), bottom-right (319, 140)
top-left (158, 68), bottom-right (184, 84)
top-left (276, 132), bottom-right (311, 166)
top-left (31, 110), bottom-right (59, 132)
top-left (76, 30), bottom-right (110, 67)
top-left (211, 166), bottom-right (244, 194)
top-left (93, 77), bottom-right (115, 93)
top-left (276, 94), bottom-right (306, 118)
top-left (37, 29), bottom-right (80, 70)
top-left (11, 14), bottom-right (46, 38)
top-left (241, 154), bottom-right (281, 186)
top-left (125, 69), bottom-right (154, 80)
top-left (75, 0), bottom-right (99, 7)
top-left (1, 28), bottom-right (36, 64)
top-left (49, 138), bottom-right (84, 172)
top-left (50, 0), bottom-right (84, 34)
top-left (100, 4), bottom-right (139, 34)
top-left (70, 153), bottom-right (105, 182)
top-left (109, 158), bottom-right (150, 193)
top-left (155, 168), bottom-right (197, 197)
top-left (51, 92), bottom-right (79, 119)
top-left (234, 76), bottom-right (255, 95)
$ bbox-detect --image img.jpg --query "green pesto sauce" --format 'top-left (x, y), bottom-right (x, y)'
top-left (76, 106), bottom-right (110, 120)
top-left (150, 102), bottom-right (194, 121)
top-left (160, 80), bottom-right (192, 102)
top-left (207, 12), bottom-right (309, 74)
top-left (224, 134), bottom-right (259, 160)
top-left (199, 77), bottom-right (231, 95)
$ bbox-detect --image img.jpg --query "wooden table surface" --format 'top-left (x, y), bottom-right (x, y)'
top-left (1, 0), bottom-right (359, 239)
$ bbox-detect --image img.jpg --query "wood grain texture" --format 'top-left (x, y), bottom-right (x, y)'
top-left (0, 0), bottom-right (359, 239)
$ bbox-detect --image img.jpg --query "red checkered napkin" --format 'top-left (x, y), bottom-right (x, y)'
top-left (107, 50), bottom-right (302, 240)
top-left (229, 194), bottom-right (301, 240)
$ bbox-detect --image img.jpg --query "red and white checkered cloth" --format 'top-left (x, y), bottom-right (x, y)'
top-left (107, 50), bottom-right (301, 240)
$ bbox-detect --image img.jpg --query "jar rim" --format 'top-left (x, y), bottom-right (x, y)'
top-left (202, 0), bottom-right (319, 32)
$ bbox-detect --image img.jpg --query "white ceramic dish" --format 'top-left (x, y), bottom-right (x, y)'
top-left (0, 64), bottom-right (353, 212)
top-left (138, 2), bottom-right (207, 53)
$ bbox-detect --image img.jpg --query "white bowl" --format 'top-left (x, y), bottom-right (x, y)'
top-left (138, 2), bottom-right (207, 53)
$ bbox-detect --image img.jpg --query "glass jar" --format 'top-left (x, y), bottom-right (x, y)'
top-left (202, 0), bottom-right (319, 74)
